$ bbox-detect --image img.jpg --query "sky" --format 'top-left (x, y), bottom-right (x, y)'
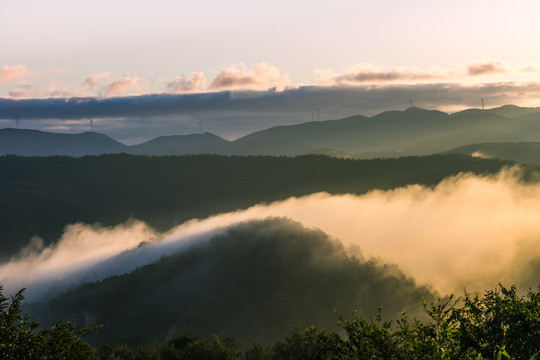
top-left (2, 0), bottom-right (540, 144)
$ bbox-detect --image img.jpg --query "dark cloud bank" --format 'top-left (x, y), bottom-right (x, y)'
top-left (1, 83), bottom-right (539, 143)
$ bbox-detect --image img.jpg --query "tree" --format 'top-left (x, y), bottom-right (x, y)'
top-left (0, 287), bottom-right (98, 360)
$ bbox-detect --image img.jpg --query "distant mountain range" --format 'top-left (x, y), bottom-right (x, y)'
top-left (3, 104), bottom-right (540, 158)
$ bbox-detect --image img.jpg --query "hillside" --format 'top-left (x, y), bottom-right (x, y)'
top-left (128, 132), bottom-right (231, 155)
top-left (0, 128), bottom-right (127, 156)
top-left (27, 217), bottom-right (434, 346)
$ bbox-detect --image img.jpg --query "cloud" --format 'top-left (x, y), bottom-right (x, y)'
top-left (471, 150), bottom-right (491, 159)
top-left (0, 220), bottom-right (157, 299)
top-left (521, 64), bottom-right (540, 73)
top-left (320, 60), bottom-right (535, 86)
top-left (103, 75), bottom-right (143, 97)
top-left (323, 63), bottom-right (450, 85)
top-left (0, 65), bottom-right (27, 82)
top-left (2, 81), bottom-right (540, 143)
top-left (82, 72), bottom-right (110, 89)
top-left (4, 81), bottom-right (537, 121)
top-left (44, 82), bottom-right (78, 98)
top-left (467, 60), bottom-right (510, 76)
top-left (8, 82), bottom-right (76, 99)
top-left (166, 72), bottom-right (207, 93)
top-left (210, 63), bottom-right (290, 91)
top-left (8, 89), bottom-right (31, 99)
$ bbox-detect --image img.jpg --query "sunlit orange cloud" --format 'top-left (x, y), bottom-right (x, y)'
top-left (0, 220), bottom-right (157, 297)
top-left (0, 65), bottom-right (28, 82)
top-left (521, 64), bottom-right (540, 73)
top-left (467, 59), bottom-right (511, 76)
top-left (44, 82), bottom-right (78, 98)
top-left (318, 60), bottom-right (540, 86)
top-left (209, 63), bottom-right (290, 91)
top-left (8, 81), bottom-right (78, 99)
top-left (4, 73), bottom-right (148, 99)
top-left (8, 89), bottom-right (31, 98)
top-left (103, 75), bottom-right (144, 97)
top-left (4, 60), bottom-right (540, 101)
top-left (82, 72), bottom-right (111, 89)
top-left (318, 63), bottom-right (451, 85)
top-left (166, 72), bottom-right (207, 93)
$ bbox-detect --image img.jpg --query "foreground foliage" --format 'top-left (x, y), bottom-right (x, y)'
top-left (3, 284), bottom-right (540, 359)
top-left (0, 287), bottom-right (98, 360)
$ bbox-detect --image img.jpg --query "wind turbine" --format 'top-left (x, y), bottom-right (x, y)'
top-left (316, 108), bottom-right (320, 121)
top-left (311, 112), bottom-right (314, 122)
top-left (481, 98), bottom-right (485, 112)
top-left (409, 99), bottom-right (413, 111)
top-left (88, 117), bottom-right (94, 132)
top-left (15, 115), bottom-right (20, 129)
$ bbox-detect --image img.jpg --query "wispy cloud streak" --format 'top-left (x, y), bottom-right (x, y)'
top-left (467, 60), bottom-right (510, 76)
top-left (209, 63), bottom-right (290, 91)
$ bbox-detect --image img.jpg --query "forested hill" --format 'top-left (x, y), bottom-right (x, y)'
top-left (28, 218), bottom-right (435, 347)
top-left (0, 153), bottom-right (519, 257)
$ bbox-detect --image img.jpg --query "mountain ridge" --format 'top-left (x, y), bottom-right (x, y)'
top-left (2, 104), bottom-right (540, 157)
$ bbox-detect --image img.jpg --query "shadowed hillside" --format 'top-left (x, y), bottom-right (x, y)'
top-left (0, 128), bottom-right (127, 156)
top-left (26, 218), bottom-right (434, 347)
top-left (128, 132), bottom-right (231, 155)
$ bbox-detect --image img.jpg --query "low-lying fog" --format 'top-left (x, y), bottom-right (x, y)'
top-left (2, 166), bottom-right (540, 300)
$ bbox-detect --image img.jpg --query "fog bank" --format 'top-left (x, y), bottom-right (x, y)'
top-left (2, 167), bottom-right (540, 299)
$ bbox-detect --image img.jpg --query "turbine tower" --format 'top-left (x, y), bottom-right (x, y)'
top-left (409, 99), bottom-right (413, 111)
top-left (481, 98), bottom-right (485, 111)
top-left (311, 112), bottom-right (314, 122)
top-left (316, 108), bottom-right (320, 121)
top-left (89, 117), bottom-right (94, 132)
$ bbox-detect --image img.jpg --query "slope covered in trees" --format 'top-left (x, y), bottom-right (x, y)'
top-left (27, 218), bottom-right (434, 347)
